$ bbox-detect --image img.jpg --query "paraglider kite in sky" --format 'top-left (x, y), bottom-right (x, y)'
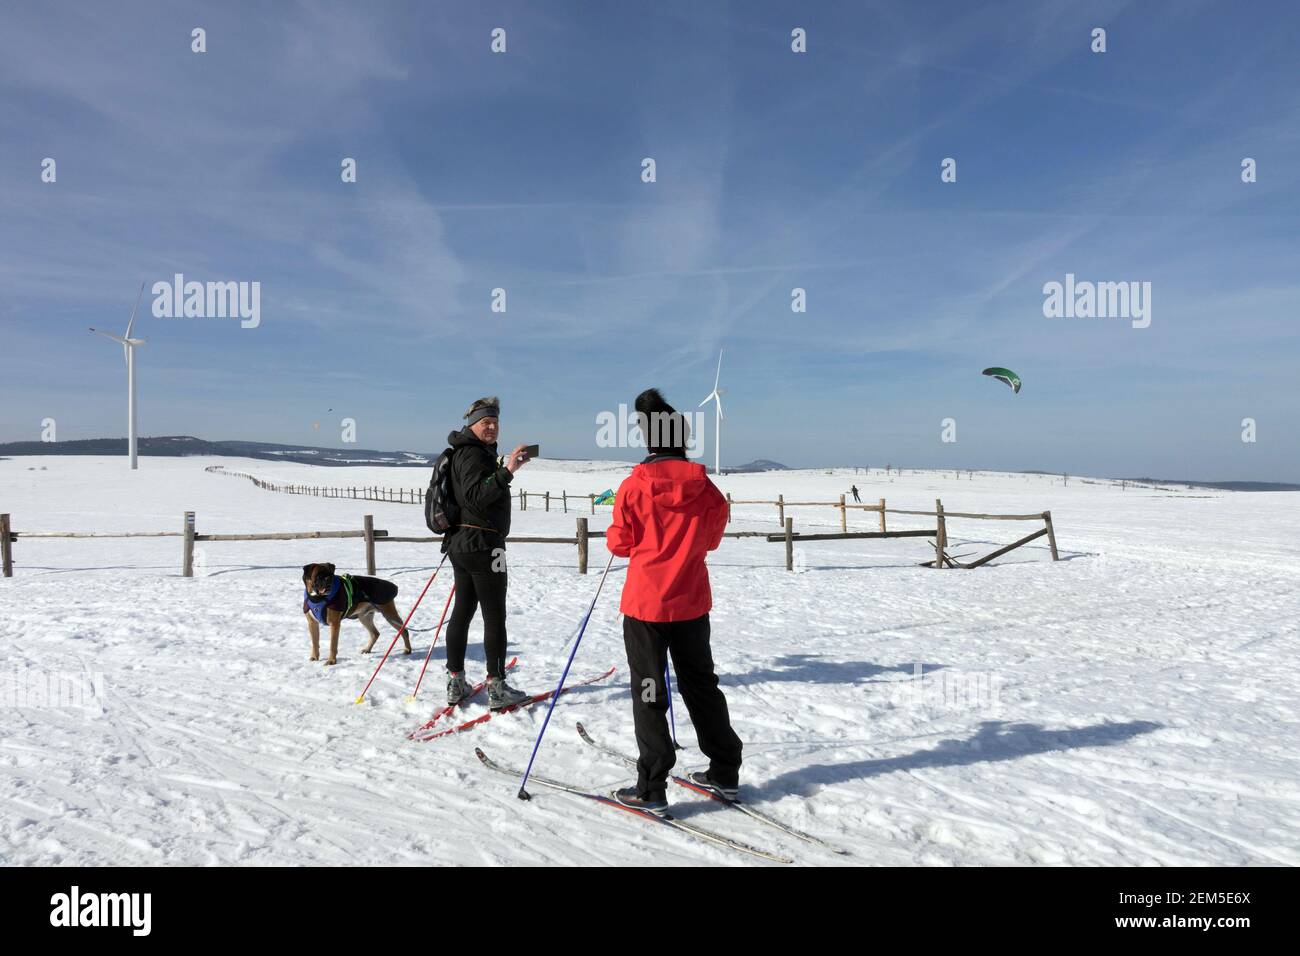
top-left (982, 367), bottom-right (1022, 393)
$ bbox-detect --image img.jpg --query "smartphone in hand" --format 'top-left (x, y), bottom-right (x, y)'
top-left (522, 444), bottom-right (540, 461)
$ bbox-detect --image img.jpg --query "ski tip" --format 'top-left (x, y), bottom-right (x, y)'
top-left (575, 721), bottom-right (586, 734)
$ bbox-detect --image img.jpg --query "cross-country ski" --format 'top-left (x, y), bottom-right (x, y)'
top-left (407, 656), bottom-right (518, 738)
top-left (473, 748), bottom-right (793, 864)
top-left (412, 666), bottom-right (616, 742)
top-left (575, 722), bottom-right (842, 852)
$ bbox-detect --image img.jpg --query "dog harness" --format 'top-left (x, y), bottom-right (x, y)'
top-left (304, 574), bottom-right (357, 623)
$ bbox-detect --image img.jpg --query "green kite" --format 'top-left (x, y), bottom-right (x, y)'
top-left (982, 367), bottom-right (1022, 394)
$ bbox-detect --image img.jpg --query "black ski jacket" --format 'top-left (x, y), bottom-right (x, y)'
top-left (442, 427), bottom-right (513, 555)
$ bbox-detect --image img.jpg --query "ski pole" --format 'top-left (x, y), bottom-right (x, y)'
top-left (406, 582), bottom-right (455, 702)
top-left (354, 554), bottom-right (446, 704)
top-left (665, 660), bottom-right (681, 750)
top-left (517, 551), bottom-right (617, 800)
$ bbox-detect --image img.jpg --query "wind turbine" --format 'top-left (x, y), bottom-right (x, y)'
top-left (698, 349), bottom-right (724, 475)
top-left (89, 281), bottom-right (147, 470)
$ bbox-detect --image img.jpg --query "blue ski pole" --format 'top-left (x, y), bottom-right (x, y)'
top-left (518, 551), bottom-right (617, 800)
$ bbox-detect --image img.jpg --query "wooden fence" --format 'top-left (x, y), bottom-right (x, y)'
top-left (207, 466), bottom-right (896, 528)
top-left (205, 465), bottom-right (607, 513)
top-left (0, 511), bottom-right (783, 578)
top-left (766, 498), bottom-right (1059, 570)
top-left (726, 493), bottom-right (888, 531)
top-left (2, 481), bottom-right (1059, 579)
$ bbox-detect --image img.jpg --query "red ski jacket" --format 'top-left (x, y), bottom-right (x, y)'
top-left (605, 456), bottom-right (728, 622)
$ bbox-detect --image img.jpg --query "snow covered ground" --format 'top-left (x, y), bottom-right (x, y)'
top-left (1, 455), bottom-right (1297, 866)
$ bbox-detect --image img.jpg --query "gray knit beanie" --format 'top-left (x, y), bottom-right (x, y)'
top-left (464, 396), bottom-right (501, 426)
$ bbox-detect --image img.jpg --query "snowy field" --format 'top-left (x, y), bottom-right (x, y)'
top-left (1, 455), bottom-right (1297, 866)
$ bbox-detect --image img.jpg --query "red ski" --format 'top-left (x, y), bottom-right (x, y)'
top-left (407, 656), bottom-right (518, 739)
top-left (412, 666), bottom-right (616, 742)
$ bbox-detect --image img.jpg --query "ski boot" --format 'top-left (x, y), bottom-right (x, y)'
top-left (486, 675), bottom-right (529, 711)
top-left (686, 770), bottom-right (739, 801)
top-left (446, 671), bottom-right (474, 706)
top-left (614, 787), bottom-right (669, 816)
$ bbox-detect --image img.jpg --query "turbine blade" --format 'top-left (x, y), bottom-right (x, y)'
top-left (124, 280), bottom-right (146, 339)
top-left (90, 328), bottom-right (128, 344)
top-left (713, 349), bottom-right (723, 392)
top-left (715, 394), bottom-right (723, 420)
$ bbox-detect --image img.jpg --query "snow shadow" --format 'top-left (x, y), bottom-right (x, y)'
top-left (756, 719), bottom-right (1163, 799)
top-left (723, 654), bottom-right (935, 687)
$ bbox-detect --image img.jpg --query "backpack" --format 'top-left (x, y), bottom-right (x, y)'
top-left (424, 447), bottom-right (460, 534)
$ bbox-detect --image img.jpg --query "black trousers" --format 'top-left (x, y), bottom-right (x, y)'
top-left (445, 550), bottom-right (509, 678)
top-left (623, 614), bottom-right (742, 796)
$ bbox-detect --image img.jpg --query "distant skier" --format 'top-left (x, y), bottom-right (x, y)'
top-left (442, 396), bottom-right (532, 710)
top-left (605, 388), bottom-right (742, 815)
top-left (850, 484), bottom-right (860, 503)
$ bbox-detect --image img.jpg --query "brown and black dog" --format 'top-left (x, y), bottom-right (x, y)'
top-left (301, 563), bottom-right (413, 665)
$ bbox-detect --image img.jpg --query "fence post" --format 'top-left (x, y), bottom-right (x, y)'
top-left (1, 513), bottom-right (12, 578)
top-left (562, 491), bottom-right (568, 513)
top-left (777, 494), bottom-right (785, 527)
top-left (726, 492), bottom-right (732, 524)
top-left (545, 491), bottom-right (550, 512)
top-left (577, 517), bottom-right (589, 574)
top-left (182, 511), bottom-right (195, 578)
top-left (589, 494), bottom-right (595, 514)
top-left (839, 494), bottom-right (847, 532)
top-left (879, 498), bottom-right (887, 533)
top-left (364, 514), bottom-right (376, 575)
top-left (1044, 511), bottom-right (1060, 561)
top-left (784, 517), bottom-right (794, 571)
top-left (522, 490), bottom-right (527, 511)
top-left (934, 499), bottom-right (946, 569)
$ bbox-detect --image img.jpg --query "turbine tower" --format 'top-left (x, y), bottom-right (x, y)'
top-left (698, 349), bottom-right (724, 475)
top-left (89, 281), bottom-right (147, 470)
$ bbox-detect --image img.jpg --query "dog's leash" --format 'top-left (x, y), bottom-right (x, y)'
top-left (353, 554), bottom-right (447, 704)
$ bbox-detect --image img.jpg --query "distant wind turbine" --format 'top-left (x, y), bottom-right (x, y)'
top-left (89, 281), bottom-right (147, 470)
top-left (698, 349), bottom-right (724, 475)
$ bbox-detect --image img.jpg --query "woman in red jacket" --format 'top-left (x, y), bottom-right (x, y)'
top-left (605, 388), bottom-right (742, 814)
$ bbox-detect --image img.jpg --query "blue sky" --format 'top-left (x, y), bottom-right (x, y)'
top-left (2, 0), bottom-right (1297, 479)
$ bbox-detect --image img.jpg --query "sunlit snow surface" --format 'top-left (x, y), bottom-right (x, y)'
top-left (1, 456), bottom-right (1296, 866)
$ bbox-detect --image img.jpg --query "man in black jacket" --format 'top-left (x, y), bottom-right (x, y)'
top-left (443, 396), bottom-right (532, 710)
